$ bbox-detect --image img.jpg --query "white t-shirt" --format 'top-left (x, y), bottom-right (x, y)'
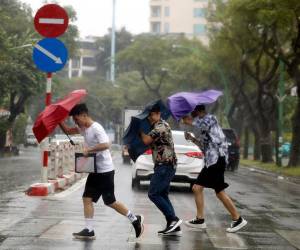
top-left (79, 122), bottom-right (114, 173)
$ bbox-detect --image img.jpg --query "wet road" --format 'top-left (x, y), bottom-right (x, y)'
top-left (0, 146), bottom-right (40, 194)
top-left (0, 151), bottom-right (299, 249)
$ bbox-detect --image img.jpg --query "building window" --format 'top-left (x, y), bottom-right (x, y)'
top-left (151, 22), bottom-right (161, 33)
top-left (194, 8), bottom-right (206, 18)
top-left (193, 24), bottom-right (206, 35)
top-left (164, 22), bottom-right (170, 33)
top-left (165, 6), bottom-right (170, 17)
top-left (151, 6), bottom-right (161, 17)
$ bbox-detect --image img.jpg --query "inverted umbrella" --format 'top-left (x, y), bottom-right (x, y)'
top-left (167, 89), bottom-right (223, 121)
top-left (123, 100), bottom-right (171, 162)
top-left (33, 89), bottom-right (87, 143)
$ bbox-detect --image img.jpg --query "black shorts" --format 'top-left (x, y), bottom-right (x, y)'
top-left (194, 157), bottom-right (229, 194)
top-left (83, 171), bottom-right (116, 205)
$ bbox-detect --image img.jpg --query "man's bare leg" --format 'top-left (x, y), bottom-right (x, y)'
top-left (192, 184), bottom-right (205, 219)
top-left (216, 191), bottom-right (239, 220)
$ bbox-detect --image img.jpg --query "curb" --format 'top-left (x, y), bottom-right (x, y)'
top-left (26, 172), bottom-right (85, 196)
top-left (242, 164), bottom-right (300, 185)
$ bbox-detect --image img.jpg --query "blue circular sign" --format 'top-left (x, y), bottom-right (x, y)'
top-left (33, 38), bottom-right (68, 73)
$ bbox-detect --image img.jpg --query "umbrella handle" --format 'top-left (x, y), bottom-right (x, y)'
top-left (59, 124), bottom-right (75, 146)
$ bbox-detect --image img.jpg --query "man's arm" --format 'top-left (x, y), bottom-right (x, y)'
top-left (140, 131), bottom-right (154, 146)
top-left (83, 143), bottom-right (110, 156)
top-left (60, 122), bottom-right (80, 135)
top-left (185, 132), bottom-right (203, 149)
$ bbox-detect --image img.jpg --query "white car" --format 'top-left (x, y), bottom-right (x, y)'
top-left (132, 130), bottom-right (204, 189)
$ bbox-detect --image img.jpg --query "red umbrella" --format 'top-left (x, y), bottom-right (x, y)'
top-left (33, 89), bottom-right (87, 143)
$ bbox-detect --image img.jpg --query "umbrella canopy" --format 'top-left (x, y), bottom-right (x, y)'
top-left (123, 100), bottom-right (171, 162)
top-left (33, 89), bottom-right (87, 143)
top-left (167, 89), bottom-right (223, 121)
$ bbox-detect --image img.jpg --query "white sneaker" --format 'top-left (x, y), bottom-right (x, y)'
top-left (226, 217), bottom-right (247, 233)
top-left (185, 218), bottom-right (207, 229)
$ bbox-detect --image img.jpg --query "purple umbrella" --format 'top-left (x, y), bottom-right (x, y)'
top-left (167, 89), bottom-right (223, 121)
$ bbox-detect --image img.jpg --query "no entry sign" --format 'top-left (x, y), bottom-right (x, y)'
top-left (34, 4), bottom-right (69, 38)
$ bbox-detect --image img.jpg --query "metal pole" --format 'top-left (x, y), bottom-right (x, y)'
top-left (41, 73), bottom-right (52, 183)
top-left (111, 0), bottom-right (116, 84)
top-left (278, 60), bottom-right (285, 166)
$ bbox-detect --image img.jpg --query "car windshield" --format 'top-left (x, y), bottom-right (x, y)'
top-left (172, 132), bottom-right (194, 146)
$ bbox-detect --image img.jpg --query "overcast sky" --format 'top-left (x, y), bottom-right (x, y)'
top-left (21, 0), bottom-right (150, 37)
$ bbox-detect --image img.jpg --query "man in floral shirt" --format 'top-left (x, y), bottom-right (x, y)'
top-left (140, 104), bottom-right (182, 236)
top-left (182, 104), bottom-right (247, 233)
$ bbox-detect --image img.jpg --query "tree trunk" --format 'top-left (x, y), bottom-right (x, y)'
top-left (0, 131), bottom-right (6, 149)
top-left (288, 90), bottom-right (300, 166)
top-left (260, 131), bottom-right (273, 163)
top-left (253, 131), bottom-right (261, 161)
top-left (0, 119), bottom-right (10, 150)
top-left (275, 125), bottom-right (280, 166)
top-left (243, 127), bottom-right (249, 159)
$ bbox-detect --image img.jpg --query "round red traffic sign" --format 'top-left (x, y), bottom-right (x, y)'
top-left (34, 4), bottom-right (69, 38)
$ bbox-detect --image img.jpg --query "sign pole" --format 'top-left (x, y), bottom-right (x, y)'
top-left (41, 72), bottom-right (52, 183)
top-left (32, 4), bottom-right (69, 185)
top-left (46, 72), bottom-right (52, 105)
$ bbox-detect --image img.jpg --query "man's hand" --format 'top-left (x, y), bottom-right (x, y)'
top-left (140, 131), bottom-right (154, 145)
top-left (184, 131), bottom-right (193, 141)
top-left (82, 147), bottom-right (89, 157)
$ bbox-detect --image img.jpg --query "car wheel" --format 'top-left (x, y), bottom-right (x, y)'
top-left (226, 162), bottom-right (235, 171)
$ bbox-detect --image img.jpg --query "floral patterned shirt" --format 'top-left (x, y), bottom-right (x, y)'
top-left (193, 114), bottom-right (228, 168)
top-left (148, 119), bottom-right (177, 166)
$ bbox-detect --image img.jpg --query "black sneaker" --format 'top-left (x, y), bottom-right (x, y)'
top-left (164, 218), bottom-right (183, 234)
top-left (157, 222), bottom-right (170, 235)
top-left (226, 217), bottom-right (247, 233)
top-left (72, 228), bottom-right (96, 240)
top-left (185, 218), bottom-right (207, 229)
top-left (132, 214), bottom-right (144, 238)
top-left (162, 226), bottom-right (182, 236)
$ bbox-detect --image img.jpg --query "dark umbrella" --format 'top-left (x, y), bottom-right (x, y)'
top-left (167, 89), bottom-right (223, 121)
top-left (33, 89), bottom-right (87, 143)
top-left (123, 100), bottom-right (171, 162)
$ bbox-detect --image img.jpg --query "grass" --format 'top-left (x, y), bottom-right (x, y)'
top-left (240, 159), bottom-right (300, 178)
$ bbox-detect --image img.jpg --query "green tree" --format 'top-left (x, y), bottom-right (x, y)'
top-left (95, 28), bottom-right (133, 78)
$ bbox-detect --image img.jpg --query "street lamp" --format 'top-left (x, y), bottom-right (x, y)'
top-left (111, 0), bottom-right (116, 84)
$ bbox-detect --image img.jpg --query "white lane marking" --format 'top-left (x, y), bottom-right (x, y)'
top-left (276, 230), bottom-right (300, 249)
top-left (207, 228), bottom-right (248, 249)
top-left (34, 44), bottom-right (63, 64)
top-left (39, 18), bottom-right (64, 24)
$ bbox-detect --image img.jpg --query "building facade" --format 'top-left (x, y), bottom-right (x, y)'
top-left (149, 0), bottom-right (209, 44)
top-left (67, 36), bottom-right (98, 79)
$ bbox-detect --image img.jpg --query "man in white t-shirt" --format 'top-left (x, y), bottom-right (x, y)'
top-left (61, 103), bottom-right (144, 240)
